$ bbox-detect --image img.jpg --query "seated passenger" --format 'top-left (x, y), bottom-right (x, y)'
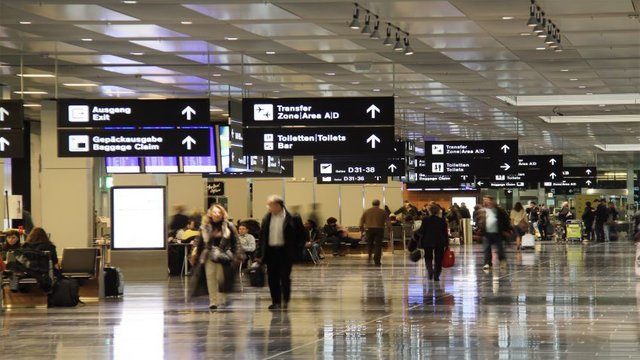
top-left (23, 227), bottom-right (59, 269)
top-left (323, 217), bottom-right (358, 257)
top-left (1, 230), bottom-right (21, 260)
top-left (238, 224), bottom-right (256, 262)
top-left (303, 220), bottom-right (324, 261)
top-left (180, 220), bottom-right (201, 242)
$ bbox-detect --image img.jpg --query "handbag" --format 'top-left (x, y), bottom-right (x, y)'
top-left (517, 218), bottom-right (528, 232)
top-left (409, 248), bottom-right (424, 262)
top-left (442, 247), bottom-right (455, 268)
top-left (209, 246), bottom-right (233, 264)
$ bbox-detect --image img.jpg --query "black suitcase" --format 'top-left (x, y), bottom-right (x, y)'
top-left (248, 266), bottom-right (265, 287)
top-left (104, 267), bottom-right (124, 297)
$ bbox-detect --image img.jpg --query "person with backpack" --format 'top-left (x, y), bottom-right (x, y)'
top-left (526, 201), bottom-right (539, 235)
top-left (582, 202), bottom-right (596, 241)
top-left (538, 204), bottom-right (550, 241)
top-left (594, 199), bottom-right (608, 242)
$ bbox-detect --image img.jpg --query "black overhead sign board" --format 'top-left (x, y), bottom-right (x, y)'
top-left (203, 157), bottom-right (293, 178)
top-left (562, 166), bottom-right (597, 178)
top-left (242, 97), bottom-right (394, 127)
top-left (518, 155), bottom-right (563, 182)
top-left (0, 100), bottom-right (25, 129)
top-left (57, 98), bottom-right (211, 127)
top-left (58, 128), bottom-right (212, 157)
top-left (422, 140), bottom-right (518, 176)
top-left (314, 157), bottom-right (404, 177)
top-left (0, 130), bottom-right (24, 158)
top-left (243, 126), bottom-right (395, 156)
top-left (544, 179), bottom-right (595, 189)
top-left (317, 174), bottom-right (387, 184)
top-left (0, 100), bottom-right (24, 159)
top-left (476, 178), bottom-right (527, 189)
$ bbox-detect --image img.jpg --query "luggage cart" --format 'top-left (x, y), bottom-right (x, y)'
top-left (566, 220), bottom-right (583, 243)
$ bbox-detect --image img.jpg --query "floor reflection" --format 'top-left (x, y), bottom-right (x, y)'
top-left (1, 242), bottom-right (639, 358)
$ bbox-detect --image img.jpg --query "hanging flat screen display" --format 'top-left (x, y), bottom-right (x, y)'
top-left (111, 187), bottom-right (166, 250)
top-left (144, 157), bottom-right (179, 173)
top-left (106, 157), bottom-right (141, 174)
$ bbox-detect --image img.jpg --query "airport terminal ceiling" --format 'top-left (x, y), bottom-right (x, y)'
top-left (0, 0), bottom-right (639, 169)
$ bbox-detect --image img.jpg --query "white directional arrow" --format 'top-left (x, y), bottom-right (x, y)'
top-left (366, 104), bottom-right (380, 119)
top-left (586, 180), bottom-right (593, 186)
top-left (500, 144), bottom-right (510, 153)
top-left (549, 158), bottom-right (557, 165)
top-left (366, 134), bottom-right (381, 149)
top-left (500, 163), bottom-right (511, 171)
top-left (388, 164), bottom-right (397, 173)
top-left (181, 106), bottom-right (196, 120)
top-left (182, 136), bottom-right (196, 150)
top-left (0, 137), bottom-right (9, 151)
top-left (585, 169), bottom-right (592, 175)
top-left (549, 172), bottom-right (557, 179)
top-left (477, 181), bottom-right (484, 186)
top-left (0, 107), bottom-right (8, 122)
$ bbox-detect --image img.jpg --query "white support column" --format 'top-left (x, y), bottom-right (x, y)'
top-left (39, 100), bottom-right (94, 249)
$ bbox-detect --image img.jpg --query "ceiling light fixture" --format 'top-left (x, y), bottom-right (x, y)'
top-left (63, 83), bottom-right (99, 87)
top-left (212, 73), bottom-right (222, 77)
top-left (393, 32), bottom-right (403, 51)
top-left (351, 81), bottom-right (360, 85)
top-left (122, 0), bottom-right (138, 4)
top-left (526, 0), bottom-right (537, 26)
top-left (23, 103), bottom-right (42, 108)
top-left (17, 73), bottom-right (55, 78)
top-left (180, 21), bottom-right (193, 25)
top-left (224, 37), bottom-right (238, 41)
top-left (81, 38), bottom-right (93, 42)
top-left (594, 144), bottom-right (640, 152)
top-left (129, 52), bottom-right (144, 56)
top-left (370, 17), bottom-right (380, 39)
top-left (383, 26), bottom-right (393, 46)
top-left (265, 51), bottom-right (276, 55)
top-left (403, 37), bottom-right (414, 55)
top-left (502, 16), bottom-right (514, 20)
top-left (244, 82), bottom-right (253, 86)
top-left (361, 11), bottom-right (371, 34)
top-left (544, 22), bottom-right (555, 44)
top-left (498, 93), bottom-right (640, 106)
top-left (325, 72), bottom-right (336, 76)
top-left (19, 21), bottom-right (32, 25)
top-left (13, 91), bottom-right (47, 95)
top-left (532, 8), bottom-right (544, 33)
top-left (541, 115), bottom-right (640, 124)
top-left (349, 3), bottom-right (361, 29)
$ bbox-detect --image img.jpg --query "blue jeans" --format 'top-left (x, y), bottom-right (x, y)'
top-left (483, 233), bottom-right (506, 266)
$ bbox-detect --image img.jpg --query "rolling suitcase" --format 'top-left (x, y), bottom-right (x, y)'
top-left (248, 264), bottom-right (265, 287)
top-left (104, 267), bottom-right (124, 297)
top-left (521, 233), bottom-right (536, 250)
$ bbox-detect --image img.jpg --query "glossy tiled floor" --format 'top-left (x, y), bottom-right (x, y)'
top-left (2, 241), bottom-right (640, 359)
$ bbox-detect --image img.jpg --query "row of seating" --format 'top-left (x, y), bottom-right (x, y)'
top-left (1, 248), bottom-right (101, 309)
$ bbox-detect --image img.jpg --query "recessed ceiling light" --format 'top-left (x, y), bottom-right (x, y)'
top-left (265, 51), bottom-right (276, 55)
top-left (224, 37), bottom-right (238, 41)
top-left (209, 107), bottom-right (224, 112)
top-left (409, 101), bottom-right (416, 104)
top-left (502, 16), bottom-right (514, 20)
top-left (244, 82), bottom-right (253, 86)
top-left (23, 103), bottom-right (42, 108)
top-left (424, 106), bottom-right (431, 110)
top-left (17, 73), bottom-right (55, 78)
top-left (130, 52), bottom-right (144, 56)
top-left (604, 109), bottom-right (611, 112)
top-left (180, 21), bottom-right (193, 25)
top-left (372, 88), bottom-right (381, 92)
top-left (122, 0), bottom-right (137, 4)
top-left (63, 83), bottom-right (99, 87)
top-left (598, 104), bottom-right (606, 107)
top-left (19, 21), bottom-right (32, 25)
top-left (535, 47), bottom-right (546, 50)
top-left (81, 38), bottom-right (93, 42)
top-left (13, 91), bottom-right (47, 95)
top-left (325, 72), bottom-right (336, 76)
top-left (212, 73), bottom-right (222, 77)
top-left (351, 81), bottom-right (360, 85)
top-left (560, 69), bottom-right (569, 72)
top-left (578, 85), bottom-right (587, 89)
top-left (221, 113), bottom-right (229, 117)
top-left (569, 78), bottom-right (578, 81)
top-left (273, 90), bottom-right (281, 93)
top-left (519, 32), bottom-right (531, 36)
